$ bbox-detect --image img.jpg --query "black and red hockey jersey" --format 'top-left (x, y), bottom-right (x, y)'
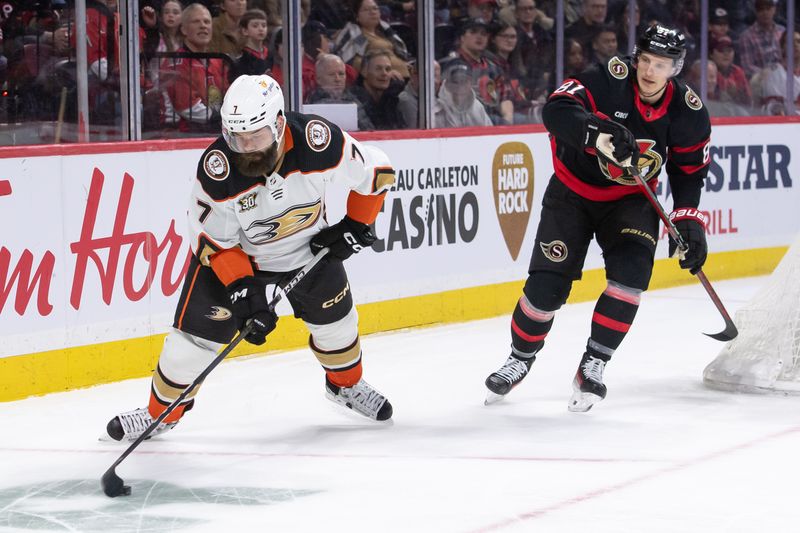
top-left (543, 56), bottom-right (711, 209)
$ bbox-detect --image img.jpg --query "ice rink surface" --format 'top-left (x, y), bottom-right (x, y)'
top-left (2, 276), bottom-right (799, 533)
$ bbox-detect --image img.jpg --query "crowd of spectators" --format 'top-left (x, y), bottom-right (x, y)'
top-left (0, 0), bottom-right (798, 143)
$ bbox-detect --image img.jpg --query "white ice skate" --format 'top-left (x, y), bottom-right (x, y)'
top-left (325, 377), bottom-right (393, 421)
top-left (101, 407), bottom-right (178, 442)
top-left (568, 353), bottom-right (608, 412)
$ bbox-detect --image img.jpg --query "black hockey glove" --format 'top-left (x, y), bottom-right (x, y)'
top-left (226, 276), bottom-right (278, 345)
top-left (668, 209), bottom-right (708, 275)
top-left (310, 216), bottom-right (376, 260)
top-left (584, 114), bottom-right (640, 170)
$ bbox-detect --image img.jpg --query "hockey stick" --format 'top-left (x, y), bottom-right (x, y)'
top-left (595, 135), bottom-right (737, 341)
top-left (629, 170), bottom-right (737, 341)
top-left (101, 247), bottom-right (330, 498)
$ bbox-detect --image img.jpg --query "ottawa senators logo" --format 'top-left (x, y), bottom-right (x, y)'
top-left (608, 56), bottom-right (628, 79)
top-left (598, 139), bottom-right (663, 185)
top-left (685, 87), bottom-right (703, 110)
top-left (540, 240), bottom-right (568, 262)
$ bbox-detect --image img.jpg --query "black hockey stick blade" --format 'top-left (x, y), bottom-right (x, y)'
top-left (99, 248), bottom-right (330, 497)
top-left (704, 322), bottom-right (738, 342)
top-left (626, 166), bottom-right (738, 342)
top-left (98, 325), bottom-right (251, 498)
top-left (101, 467), bottom-right (131, 497)
top-left (696, 270), bottom-right (738, 342)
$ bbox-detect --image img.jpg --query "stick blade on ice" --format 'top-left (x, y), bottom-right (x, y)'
top-left (101, 468), bottom-right (131, 497)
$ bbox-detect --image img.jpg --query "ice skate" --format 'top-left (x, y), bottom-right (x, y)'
top-left (325, 377), bottom-right (393, 421)
top-left (101, 407), bottom-right (178, 442)
top-left (568, 352), bottom-right (608, 412)
top-left (484, 354), bottom-right (535, 405)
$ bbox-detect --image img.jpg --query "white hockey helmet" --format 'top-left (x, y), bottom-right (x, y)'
top-left (221, 74), bottom-right (286, 153)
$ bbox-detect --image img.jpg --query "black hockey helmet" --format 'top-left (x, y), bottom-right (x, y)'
top-left (633, 23), bottom-right (687, 75)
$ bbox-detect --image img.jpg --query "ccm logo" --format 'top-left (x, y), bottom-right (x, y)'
top-left (230, 288), bottom-right (248, 303)
top-left (323, 283), bottom-right (350, 308)
top-left (344, 232), bottom-right (362, 252)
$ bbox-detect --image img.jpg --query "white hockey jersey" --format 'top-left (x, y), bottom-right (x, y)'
top-left (190, 112), bottom-right (395, 272)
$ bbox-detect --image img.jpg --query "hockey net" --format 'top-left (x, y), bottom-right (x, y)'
top-left (703, 234), bottom-right (800, 393)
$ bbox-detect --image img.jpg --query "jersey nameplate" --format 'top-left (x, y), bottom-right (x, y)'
top-left (685, 87), bottom-right (703, 110)
top-left (305, 120), bottom-right (332, 152)
top-left (203, 150), bottom-right (230, 181)
top-left (608, 56), bottom-right (628, 80)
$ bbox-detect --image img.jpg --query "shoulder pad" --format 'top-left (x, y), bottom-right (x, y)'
top-left (196, 137), bottom-right (263, 201)
top-left (284, 111), bottom-right (346, 173)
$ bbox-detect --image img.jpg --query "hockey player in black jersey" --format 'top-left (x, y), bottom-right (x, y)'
top-left (104, 75), bottom-right (396, 442)
top-left (486, 24), bottom-right (712, 411)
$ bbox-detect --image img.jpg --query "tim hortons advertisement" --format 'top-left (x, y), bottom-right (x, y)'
top-left (1, 123), bottom-right (798, 357)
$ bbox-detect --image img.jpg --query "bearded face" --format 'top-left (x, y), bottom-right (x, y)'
top-left (231, 141), bottom-right (282, 177)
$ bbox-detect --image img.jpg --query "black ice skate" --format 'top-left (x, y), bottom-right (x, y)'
top-left (325, 377), bottom-right (393, 421)
top-left (568, 352), bottom-right (608, 412)
top-left (484, 354), bottom-right (535, 405)
top-left (102, 407), bottom-right (178, 442)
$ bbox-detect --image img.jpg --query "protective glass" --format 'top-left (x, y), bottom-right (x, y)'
top-left (223, 125), bottom-right (276, 153)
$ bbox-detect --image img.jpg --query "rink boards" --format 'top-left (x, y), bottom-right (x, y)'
top-left (1, 119), bottom-right (798, 401)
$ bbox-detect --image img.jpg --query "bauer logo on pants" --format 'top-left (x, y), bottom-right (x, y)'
top-left (492, 142), bottom-right (534, 261)
top-left (540, 240), bottom-right (568, 262)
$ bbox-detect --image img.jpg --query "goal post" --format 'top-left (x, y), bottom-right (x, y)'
top-left (703, 234), bottom-right (800, 394)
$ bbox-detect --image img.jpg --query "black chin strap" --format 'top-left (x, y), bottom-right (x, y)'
top-left (638, 82), bottom-right (667, 100)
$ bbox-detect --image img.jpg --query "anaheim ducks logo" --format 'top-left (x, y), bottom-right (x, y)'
top-left (685, 87), bottom-right (703, 110)
top-left (540, 240), bottom-right (568, 262)
top-left (245, 199), bottom-right (322, 243)
top-left (599, 139), bottom-right (663, 185)
top-left (608, 56), bottom-right (628, 79)
top-left (206, 306), bottom-right (232, 321)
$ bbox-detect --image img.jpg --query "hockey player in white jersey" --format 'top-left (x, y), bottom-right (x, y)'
top-left (104, 75), bottom-right (396, 442)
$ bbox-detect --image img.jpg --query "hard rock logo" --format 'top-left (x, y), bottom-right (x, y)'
top-left (492, 142), bottom-right (534, 260)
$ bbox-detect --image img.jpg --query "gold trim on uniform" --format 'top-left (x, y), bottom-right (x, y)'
top-left (310, 337), bottom-right (362, 369)
top-left (373, 167), bottom-right (396, 193)
top-left (152, 367), bottom-right (201, 403)
top-left (621, 228), bottom-right (657, 246)
top-left (198, 244), bottom-right (217, 266)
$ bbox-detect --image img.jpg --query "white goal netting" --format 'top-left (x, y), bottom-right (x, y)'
top-left (703, 234), bottom-right (800, 394)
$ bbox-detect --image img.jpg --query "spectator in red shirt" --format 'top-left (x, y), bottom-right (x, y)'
top-left (266, 28), bottom-right (315, 101)
top-left (710, 35), bottom-right (752, 108)
top-left (162, 3), bottom-right (229, 132)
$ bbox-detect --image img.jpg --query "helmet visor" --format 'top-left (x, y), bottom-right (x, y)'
top-left (223, 125), bottom-right (276, 153)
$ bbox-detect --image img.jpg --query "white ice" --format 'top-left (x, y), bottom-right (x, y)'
top-left (2, 276), bottom-right (799, 533)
